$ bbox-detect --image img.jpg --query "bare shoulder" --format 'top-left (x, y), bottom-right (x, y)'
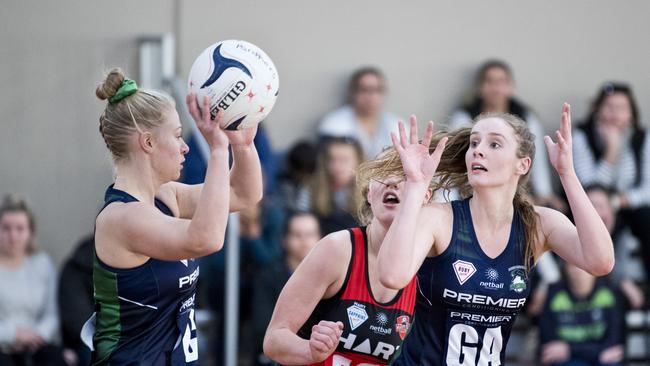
top-left (95, 202), bottom-right (151, 266)
top-left (95, 201), bottom-right (129, 231)
top-left (532, 205), bottom-right (572, 253)
top-left (420, 201), bottom-right (453, 222)
top-left (97, 200), bottom-right (146, 228)
top-left (306, 229), bottom-right (353, 270)
top-left (423, 201), bottom-right (454, 233)
top-left (534, 205), bottom-right (570, 230)
top-left (425, 201), bottom-right (454, 255)
top-left (428, 201), bottom-right (453, 215)
top-left (297, 229), bottom-right (354, 297)
top-left (156, 182), bottom-right (181, 217)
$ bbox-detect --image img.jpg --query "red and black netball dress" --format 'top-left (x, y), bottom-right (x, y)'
top-left (298, 227), bottom-right (417, 366)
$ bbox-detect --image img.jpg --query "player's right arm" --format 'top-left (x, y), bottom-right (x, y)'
top-left (96, 94), bottom-right (232, 263)
top-left (98, 146), bottom-right (230, 261)
top-left (378, 201), bottom-right (445, 289)
top-left (263, 231), bottom-right (349, 365)
top-left (378, 117), bottom-right (448, 289)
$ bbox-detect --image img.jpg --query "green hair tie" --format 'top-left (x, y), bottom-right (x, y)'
top-left (109, 79), bottom-right (138, 103)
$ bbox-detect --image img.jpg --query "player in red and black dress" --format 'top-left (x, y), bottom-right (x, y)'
top-left (263, 147), bottom-right (444, 365)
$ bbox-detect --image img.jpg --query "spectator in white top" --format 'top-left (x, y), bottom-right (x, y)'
top-left (449, 60), bottom-right (565, 211)
top-left (0, 195), bottom-right (66, 366)
top-left (573, 82), bottom-right (650, 281)
top-left (318, 67), bottom-right (401, 160)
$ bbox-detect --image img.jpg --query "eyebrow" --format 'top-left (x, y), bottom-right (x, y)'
top-left (470, 132), bottom-right (506, 138)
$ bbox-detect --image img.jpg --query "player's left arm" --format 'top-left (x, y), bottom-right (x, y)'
top-left (539, 103), bottom-right (614, 276)
top-left (226, 128), bottom-right (264, 211)
top-left (537, 205), bottom-right (612, 276)
top-left (159, 127), bottom-right (263, 218)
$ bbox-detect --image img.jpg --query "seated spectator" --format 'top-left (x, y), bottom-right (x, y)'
top-left (585, 185), bottom-right (644, 308)
top-left (239, 202), bottom-right (285, 267)
top-left (449, 59), bottom-right (565, 211)
top-left (573, 82), bottom-right (650, 282)
top-left (538, 183), bottom-right (635, 366)
top-left (318, 67), bottom-right (401, 159)
top-left (58, 234), bottom-right (94, 366)
top-left (539, 262), bottom-right (625, 366)
top-left (0, 195), bottom-right (66, 366)
top-left (529, 184), bottom-right (644, 319)
top-left (252, 212), bottom-right (321, 366)
top-left (311, 137), bottom-right (362, 235)
top-left (276, 141), bottom-right (318, 212)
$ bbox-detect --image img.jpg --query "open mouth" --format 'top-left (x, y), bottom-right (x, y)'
top-left (383, 192), bottom-right (400, 204)
top-left (471, 163), bottom-right (488, 172)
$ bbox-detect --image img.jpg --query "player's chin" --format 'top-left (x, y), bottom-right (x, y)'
top-left (376, 211), bottom-right (396, 226)
top-left (169, 169), bottom-right (182, 182)
top-left (467, 175), bottom-right (488, 187)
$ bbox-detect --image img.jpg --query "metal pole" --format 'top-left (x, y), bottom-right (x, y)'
top-left (224, 213), bottom-right (240, 366)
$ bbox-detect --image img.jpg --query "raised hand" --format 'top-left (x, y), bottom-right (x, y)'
top-left (390, 116), bottom-right (447, 185)
top-left (544, 103), bottom-right (575, 177)
top-left (186, 93), bottom-right (229, 150)
top-left (309, 320), bottom-right (344, 363)
top-left (224, 125), bottom-right (258, 147)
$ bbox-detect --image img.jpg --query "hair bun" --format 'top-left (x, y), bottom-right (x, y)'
top-left (96, 68), bottom-right (126, 101)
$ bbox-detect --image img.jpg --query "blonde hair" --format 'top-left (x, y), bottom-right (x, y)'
top-left (356, 113), bottom-right (539, 268)
top-left (0, 195), bottom-right (37, 254)
top-left (96, 68), bottom-right (174, 162)
top-left (312, 138), bottom-right (364, 217)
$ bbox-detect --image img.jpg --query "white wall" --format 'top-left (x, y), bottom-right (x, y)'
top-left (179, 0), bottom-right (650, 147)
top-left (1, 0), bottom-right (649, 264)
top-left (0, 0), bottom-right (175, 264)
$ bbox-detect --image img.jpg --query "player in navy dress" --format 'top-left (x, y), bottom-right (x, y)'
top-left (263, 149), bottom-right (440, 365)
top-left (377, 105), bottom-right (614, 365)
top-left (85, 68), bottom-right (262, 365)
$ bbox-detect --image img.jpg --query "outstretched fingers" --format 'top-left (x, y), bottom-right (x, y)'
top-left (543, 135), bottom-right (555, 151)
top-left (422, 121), bottom-right (434, 148)
top-left (391, 131), bottom-right (404, 154)
top-left (560, 103), bottom-right (572, 142)
top-left (399, 120), bottom-right (409, 148)
top-left (409, 115), bottom-right (418, 144)
top-left (555, 130), bottom-right (567, 148)
top-left (430, 136), bottom-right (448, 163)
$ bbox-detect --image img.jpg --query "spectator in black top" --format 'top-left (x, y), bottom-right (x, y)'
top-left (539, 262), bottom-right (625, 366)
top-left (538, 185), bottom-right (636, 366)
top-left (58, 234), bottom-right (94, 366)
top-left (584, 185), bottom-right (644, 309)
top-left (252, 212), bottom-right (321, 366)
top-left (311, 137), bottom-right (363, 235)
top-left (573, 82), bottom-right (650, 281)
top-left (276, 141), bottom-right (318, 213)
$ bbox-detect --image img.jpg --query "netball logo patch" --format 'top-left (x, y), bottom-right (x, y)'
top-left (452, 260), bottom-right (477, 285)
top-left (346, 302), bottom-right (369, 330)
top-left (395, 315), bottom-right (410, 340)
top-left (508, 265), bottom-right (527, 293)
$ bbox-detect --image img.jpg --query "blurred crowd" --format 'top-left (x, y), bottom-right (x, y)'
top-left (2, 60), bottom-right (649, 366)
